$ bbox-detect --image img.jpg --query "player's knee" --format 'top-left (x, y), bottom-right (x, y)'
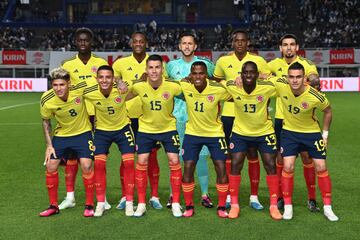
top-left (80, 160), bottom-right (93, 173)
top-left (283, 163), bottom-right (295, 173)
top-left (46, 163), bottom-right (58, 173)
top-left (313, 159), bottom-right (327, 173)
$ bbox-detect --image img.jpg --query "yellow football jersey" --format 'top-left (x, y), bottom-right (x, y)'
top-left (61, 53), bottom-right (108, 116)
top-left (225, 80), bottom-right (277, 136)
top-left (40, 81), bottom-right (91, 137)
top-left (214, 52), bottom-right (271, 117)
top-left (180, 79), bottom-right (231, 137)
top-left (272, 78), bottom-right (329, 133)
top-left (112, 54), bottom-right (168, 118)
top-left (83, 84), bottom-right (130, 131)
top-left (130, 78), bottom-right (181, 133)
top-left (268, 56), bottom-right (318, 119)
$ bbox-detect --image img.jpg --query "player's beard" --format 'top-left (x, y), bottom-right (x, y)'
top-left (181, 49), bottom-right (195, 58)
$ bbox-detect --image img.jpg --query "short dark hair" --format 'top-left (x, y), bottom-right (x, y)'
top-left (231, 29), bottom-right (249, 40)
top-left (279, 34), bottom-right (298, 45)
top-left (75, 27), bottom-right (93, 39)
top-left (288, 62), bottom-right (305, 73)
top-left (191, 61), bottom-right (207, 71)
top-left (97, 65), bottom-right (114, 75)
top-left (242, 61), bottom-right (258, 72)
top-left (179, 32), bottom-right (197, 44)
top-left (131, 31), bottom-right (147, 41)
top-left (146, 54), bottom-right (163, 63)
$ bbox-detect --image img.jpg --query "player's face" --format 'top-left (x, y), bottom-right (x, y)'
top-left (52, 79), bottom-right (70, 99)
top-left (146, 60), bottom-right (163, 82)
top-left (288, 69), bottom-right (306, 91)
top-left (232, 33), bottom-right (248, 54)
top-left (241, 64), bottom-right (259, 86)
top-left (190, 65), bottom-right (207, 87)
top-left (179, 36), bottom-right (197, 57)
top-left (97, 70), bottom-right (114, 90)
top-left (280, 38), bottom-right (299, 58)
top-left (75, 33), bottom-right (92, 54)
top-left (131, 33), bottom-right (147, 54)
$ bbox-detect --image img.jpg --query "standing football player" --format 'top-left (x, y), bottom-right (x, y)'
top-left (124, 55), bottom-right (183, 218)
top-left (59, 27), bottom-right (110, 211)
top-left (268, 34), bottom-right (321, 211)
top-left (112, 32), bottom-right (166, 210)
top-left (166, 32), bottom-right (214, 208)
top-left (213, 29), bottom-right (271, 209)
top-left (39, 68), bottom-right (95, 217)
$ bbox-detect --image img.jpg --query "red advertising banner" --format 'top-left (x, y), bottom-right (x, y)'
top-left (2, 50), bottom-right (26, 64)
top-left (330, 49), bottom-right (354, 64)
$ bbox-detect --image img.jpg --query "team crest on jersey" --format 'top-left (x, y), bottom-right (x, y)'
top-left (74, 97), bottom-right (81, 105)
top-left (114, 96), bottom-right (122, 104)
top-left (91, 66), bottom-right (98, 73)
top-left (256, 95), bottom-right (264, 103)
top-left (207, 94), bottom-right (215, 102)
top-left (280, 147), bottom-right (284, 153)
top-left (229, 142), bottom-right (234, 150)
top-left (301, 102), bottom-right (309, 109)
top-left (162, 92), bottom-right (170, 100)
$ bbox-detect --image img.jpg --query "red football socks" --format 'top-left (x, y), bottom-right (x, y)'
top-left (46, 170), bottom-right (59, 206)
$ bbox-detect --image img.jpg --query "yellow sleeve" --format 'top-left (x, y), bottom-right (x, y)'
top-left (256, 57), bottom-right (271, 75)
top-left (40, 103), bottom-right (52, 119)
top-left (113, 60), bottom-right (122, 78)
top-left (213, 59), bottom-right (225, 79)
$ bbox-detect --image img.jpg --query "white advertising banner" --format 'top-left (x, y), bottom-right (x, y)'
top-left (320, 77), bottom-right (359, 92)
top-left (26, 51), bottom-right (50, 65)
top-left (0, 78), bottom-right (48, 92)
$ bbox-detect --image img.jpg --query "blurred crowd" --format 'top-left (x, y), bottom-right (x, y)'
top-left (1, 0), bottom-right (359, 50)
top-left (299, 0), bottom-right (360, 47)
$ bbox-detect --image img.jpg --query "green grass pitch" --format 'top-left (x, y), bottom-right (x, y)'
top-left (0, 92), bottom-right (359, 240)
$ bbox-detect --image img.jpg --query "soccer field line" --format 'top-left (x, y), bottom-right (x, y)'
top-left (0, 122), bottom-right (40, 126)
top-left (0, 102), bottom-right (38, 111)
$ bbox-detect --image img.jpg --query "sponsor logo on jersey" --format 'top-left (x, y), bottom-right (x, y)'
top-left (162, 92), bottom-right (170, 100)
top-left (127, 67), bottom-right (132, 71)
top-left (188, 93), bottom-right (193, 97)
top-left (56, 107), bottom-right (62, 111)
top-left (143, 93), bottom-right (148, 97)
top-left (96, 102), bottom-right (101, 105)
top-left (73, 69), bottom-right (78, 73)
top-left (227, 64), bottom-right (233, 68)
top-left (236, 96), bottom-right (241, 100)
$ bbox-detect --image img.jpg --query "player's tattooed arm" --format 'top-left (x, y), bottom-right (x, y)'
top-left (308, 73), bottom-right (321, 91)
top-left (322, 105), bottom-right (332, 146)
top-left (42, 119), bottom-right (56, 163)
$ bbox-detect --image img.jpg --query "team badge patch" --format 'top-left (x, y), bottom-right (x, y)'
top-left (114, 96), bottom-right (122, 104)
top-left (162, 92), bottom-right (170, 100)
top-left (74, 97), bottom-right (81, 104)
top-left (207, 95), bottom-right (215, 102)
top-left (91, 66), bottom-right (98, 73)
top-left (229, 142), bottom-right (234, 150)
top-left (256, 95), bottom-right (264, 103)
top-left (301, 102), bottom-right (309, 109)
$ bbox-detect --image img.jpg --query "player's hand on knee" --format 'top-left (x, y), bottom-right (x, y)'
top-left (44, 146), bottom-right (56, 165)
